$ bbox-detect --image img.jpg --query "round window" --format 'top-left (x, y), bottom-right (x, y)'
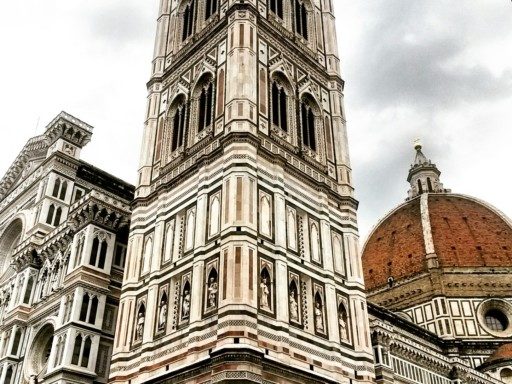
top-left (477, 299), bottom-right (512, 337)
top-left (485, 309), bottom-right (509, 332)
top-left (501, 368), bottom-right (512, 384)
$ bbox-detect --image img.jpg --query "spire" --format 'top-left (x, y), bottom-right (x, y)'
top-left (406, 140), bottom-right (450, 200)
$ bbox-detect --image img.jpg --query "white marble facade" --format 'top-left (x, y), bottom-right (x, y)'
top-left (0, 113), bottom-right (132, 384)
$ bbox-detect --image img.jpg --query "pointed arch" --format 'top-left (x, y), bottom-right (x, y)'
top-left (80, 294), bottom-right (90, 322)
top-left (310, 222), bottom-right (321, 262)
top-left (205, 0), bottom-right (218, 21)
top-left (54, 207), bottom-right (62, 226)
top-left (4, 366), bottom-right (13, 384)
top-left (59, 180), bottom-right (68, 200)
top-left (46, 204), bottom-right (55, 225)
top-left (191, 72), bottom-right (215, 140)
top-left (23, 275), bottom-right (35, 304)
top-left (259, 193), bottom-right (272, 237)
top-left (72, 334), bottom-right (83, 365)
top-left (98, 240), bottom-right (108, 269)
top-left (180, 0), bottom-right (196, 41)
top-left (338, 301), bottom-right (349, 342)
top-left (90, 237), bottom-right (99, 266)
top-left (89, 296), bottom-right (99, 324)
top-left (209, 195), bottom-right (221, 237)
top-left (52, 178), bottom-right (61, 197)
top-left (287, 208), bottom-right (297, 250)
top-left (81, 337), bottom-right (92, 367)
top-left (185, 209), bottom-right (196, 251)
top-left (0, 218), bottom-right (23, 275)
top-left (270, 71), bottom-right (294, 139)
top-left (417, 179), bottom-right (423, 194)
top-left (332, 234), bottom-right (345, 274)
top-left (270, 0), bottom-right (284, 19)
top-left (142, 236), bottom-right (153, 275)
top-left (11, 328), bottom-right (22, 355)
top-left (164, 94), bottom-right (188, 160)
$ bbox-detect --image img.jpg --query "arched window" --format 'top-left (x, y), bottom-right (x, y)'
top-left (10, 328), bottom-right (22, 355)
top-left (89, 296), bottom-right (98, 324)
top-left (79, 294), bottom-right (89, 322)
top-left (74, 236), bottom-right (84, 268)
top-left (205, 0), bottom-right (218, 20)
top-left (71, 335), bottom-right (82, 365)
top-left (427, 177), bottom-right (433, 192)
top-left (81, 337), bottom-right (92, 368)
top-left (198, 81), bottom-right (214, 132)
top-left (90, 237), bottom-right (99, 266)
top-left (46, 204), bottom-right (55, 225)
top-left (294, 0), bottom-right (308, 40)
top-left (270, 0), bottom-right (283, 19)
top-left (170, 99), bottom-right (187, 152)
top-left (182, 0), bottom-right (196, 41)
top-left (23, 276), bottom-right (34, 304)
top-left (52, 178), bottom-right (61, 197)
top-left (301, 99), bottom-right (317, 151)
top-left (53, 207), bottom-right (62, 226)
top-left (98, 240), bottom-right (108, 269)
top-left (417, 179), bottom-right (423, 194)
top-left (5, 366), bottom-right (13, 384)
top-left (59, 181), bottom-right (68, 200)
top-left (271, 82), bottom-right (288, 132)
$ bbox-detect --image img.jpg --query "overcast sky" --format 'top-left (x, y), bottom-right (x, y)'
top-left (0, 1), bottom-right (511, 240)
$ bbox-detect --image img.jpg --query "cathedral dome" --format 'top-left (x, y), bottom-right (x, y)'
top-left (362, 144), bottom-right (512, 292)
top-left (362, 194), bottom-right (512, 290)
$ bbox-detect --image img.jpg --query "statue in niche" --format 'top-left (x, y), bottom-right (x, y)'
top-left (207, 276), bottom-right (218, 309)
top-left (339, 312), bottom-right (348, 341)
top-left (315, 301), bottom-right (324, 332)
top-left (181, 289), bottom-right (191, 320)
top-left (136, 306), bottom-right (145, 340)
top-left (289, 286), bottom-right (299, 321)
top-left (260, 268), bottom-right (271, 311)
top-left (158, 293), bottom-right (168, 331)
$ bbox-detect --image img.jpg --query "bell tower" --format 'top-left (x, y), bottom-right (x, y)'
top-left (110, 0), bottom-right (374, 383)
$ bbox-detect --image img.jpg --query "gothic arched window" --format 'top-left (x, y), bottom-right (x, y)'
top-left (46, 204), bottom-right (55, 225)
top-left (182, 0), bottom-right (196, 41)
top-left (71, 335), bottom-right (82, 365)
top-left (54, 207), bottom-right (62, 226)
top-left (294, 0), bottom-right (308, 40)
top-left (80, 294), bottom-right (90, 322)
top-left (417, 179), bottom-right (423, 194)
top-left (198, 81), bottom-right (214, 133)
top-left (270, 0), bottom-right (283, 19)
top-left (81, 337), bottom-right (92, 367)
top-left (89, 296), bottom-right (99, 324)
top-left (169, 98), bottom-right (187, 153)
top-left (23, 276), bottom-right (34, 304)
top-left (271, 82), bottom-right (288, 132)
top-left (205, 0), bottom-right (218, 21)
top-left (301, 99), bottom-right (317, 151)
top-left (52, 178), bottom-right (61, 198)
top-left (5, 366), bottom-right (13, 384)
top-left (10, 328), bottom-right (22, 355)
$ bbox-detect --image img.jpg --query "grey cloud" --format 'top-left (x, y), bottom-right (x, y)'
top-left (349, 0), bottom-right (512, 109)
top-left (80, 1), bottom-right (157, 48)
